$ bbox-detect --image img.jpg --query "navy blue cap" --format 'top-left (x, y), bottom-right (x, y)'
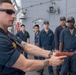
top-left (60, 16), bottom-right (66, 21)
top-left (67, 17), bottom-right (75, 23)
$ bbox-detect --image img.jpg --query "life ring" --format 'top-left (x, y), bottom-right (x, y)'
top-left (16, 22), bottom-right (19, 33)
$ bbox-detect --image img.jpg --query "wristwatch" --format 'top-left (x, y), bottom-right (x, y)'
top-left (48, 51), bottom-right (53, 58)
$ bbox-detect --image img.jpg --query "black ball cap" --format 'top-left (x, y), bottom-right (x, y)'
top-left (67, 17), bottom-right (75, 23)
top-left (43, 20), bottom-right (49, 24)
top-left (60, 16), bottom-right (66, 21)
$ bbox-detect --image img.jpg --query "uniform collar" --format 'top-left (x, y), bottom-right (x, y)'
top-left (42, 28), bottom-right (50, 33)
top-left (21, 30), bottom-right (26, 34)
top-left (21, 30), bottom-right (26, 32)
top-left (0, 28), bottom-right (8, 35)
top-left (35, 31), bottom-right (40, 35)
top-left (59, 25), bottom-right (63, 29)
top-left (60, 25), bottom-right (67, 29)
top-left (65, 27), bottom-right (76, 35)
top-left (65, 27), bottom-right (75, 31)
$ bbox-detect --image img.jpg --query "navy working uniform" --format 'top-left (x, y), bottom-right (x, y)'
top-left (34, 32), bottom-right (40, 59)
top-left (55, 25), bottom-right (67, 50)
top-left (0, 28), bottom-right (25, 75)
top-left (54, 16), bottom-right (67, 75)
top-left (16, 31), bottom-right (30, 43)
top-left (55, 25), bottom-right (67, 75)
top-left (38, 29), bottom-right (54, 75)
top-left (16, 31), bottom-right (30, 58)
top-left (60, 27), bottom-right (76, 75)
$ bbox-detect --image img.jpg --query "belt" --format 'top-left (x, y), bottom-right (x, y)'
top-left (42, 45), bottom-right (51, 46)
top-left (65, 48), bottom-right (76, 50)
top-left (64, 48), bottom-right (76, 52)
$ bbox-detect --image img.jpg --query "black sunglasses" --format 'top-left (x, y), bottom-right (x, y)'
top-left (0, 9), bottom-right (15, 15)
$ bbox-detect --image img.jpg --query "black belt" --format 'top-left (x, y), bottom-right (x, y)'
top-left (42, 45), bottom-right (51, 46)
top-left (65, 48), bottom-right (76, 50)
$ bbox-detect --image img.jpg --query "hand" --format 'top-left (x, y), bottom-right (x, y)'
top-left (48, 52), bottom-right (67, 66)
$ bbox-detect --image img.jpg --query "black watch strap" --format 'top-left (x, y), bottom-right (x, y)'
top-left (48, 51), bottom-right (53, 58)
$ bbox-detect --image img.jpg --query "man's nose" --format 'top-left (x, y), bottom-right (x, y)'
top-left (12, 13), bottom-right (16, 19)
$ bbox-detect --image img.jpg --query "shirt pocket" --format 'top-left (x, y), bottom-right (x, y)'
top-left (64, 36), bottom-right (69, 39)
top-left (73, 35), bottom-right (76, 44)
top-left (48, 34), bottom-right (52, 41)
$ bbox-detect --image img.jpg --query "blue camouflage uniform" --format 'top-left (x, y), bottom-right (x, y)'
top-left (38, 29), bottom-right (55, 75)
top-left (60, 27), bottom-right (76, 75)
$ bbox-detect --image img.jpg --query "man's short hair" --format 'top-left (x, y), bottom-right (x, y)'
top-left (0, 0), bottom-right (12, 5)
top-left (21, 24), bottom-right (25, 27)
top-left (43, 20), bottom-right (49, 25)
top-left (60, 16), bottom-right (66, 21)
top-left (33, 24), bottom-right (39, 28)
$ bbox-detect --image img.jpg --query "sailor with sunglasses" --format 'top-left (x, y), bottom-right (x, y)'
top-left (0, 0), bottom-right (67, 75)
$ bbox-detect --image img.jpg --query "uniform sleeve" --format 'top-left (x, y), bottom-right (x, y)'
top-left (51, 32), bottom-right (55, 50)
top-left (59, 30), bottom-right (64, 42)
top-left (16, 32), bottom-right (19, 37)
top-left (0, 36), bottom-right (20, 68)
top-left (38, 32), bottom-right (41, 47)
top-left (54, 28), bottom-right (59, 49)
top-left (27, 32), bottom-right (30, 38)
